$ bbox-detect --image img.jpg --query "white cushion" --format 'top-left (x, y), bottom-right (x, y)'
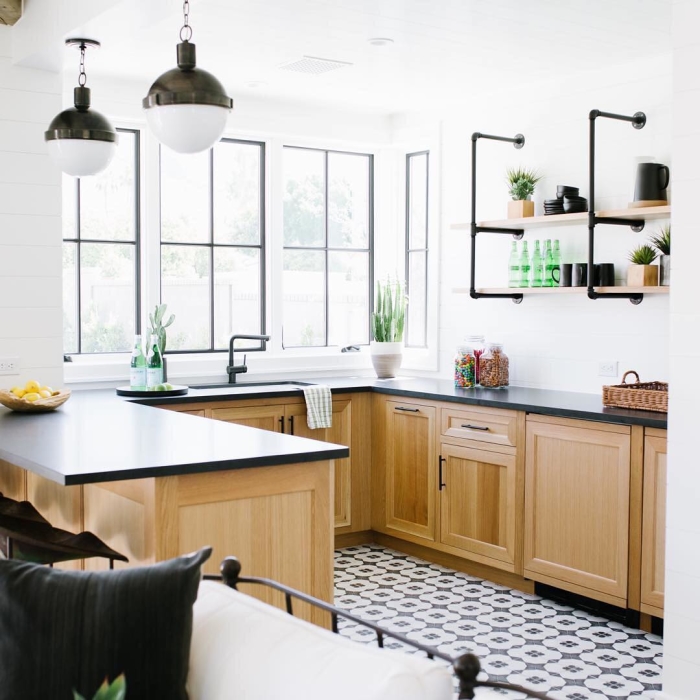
top-left (189, 580), bottom-right (454, 700)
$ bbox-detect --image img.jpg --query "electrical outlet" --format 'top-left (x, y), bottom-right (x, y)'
top-left (0, 358), bottom-right (20, 376)
top-left (598, 360), bottom-right (618, 378)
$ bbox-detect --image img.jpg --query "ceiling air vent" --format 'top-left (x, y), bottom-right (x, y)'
top-left (279, 56), bottom-right (353, 76)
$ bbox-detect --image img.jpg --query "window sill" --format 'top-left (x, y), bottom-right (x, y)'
top-left (64, 349), bottom-right (375, 388)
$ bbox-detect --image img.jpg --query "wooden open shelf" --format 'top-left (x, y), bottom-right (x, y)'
top-left (451, 205), bottom-right (670, 232)
top-left (453, 286), bottom-right (670, 296)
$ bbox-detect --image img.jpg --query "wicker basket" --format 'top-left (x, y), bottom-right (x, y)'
top-left (602, 371), bottom-right (668, 413)
top-left (0, 389), bottom-right (71, 413)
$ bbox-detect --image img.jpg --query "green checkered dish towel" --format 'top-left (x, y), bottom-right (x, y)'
top-left (303, 385), bottom-right (332, 429)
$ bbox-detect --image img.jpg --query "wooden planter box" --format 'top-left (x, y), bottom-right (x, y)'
top-left (627, 264), bottom-right (659, 287)
top-left (507, 200), bottom-right (534, 219)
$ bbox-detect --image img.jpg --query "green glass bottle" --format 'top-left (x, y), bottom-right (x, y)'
top-left (129, 335), bottom-right (147, 390)
top-left (508, 240), bottom-right (520, 288)
top-left (552, 239), bottom-right (562, 287)
top-left (531, 240), bottom-right (543, 287)
top-left (519, 241), bottom-right (530, 288)
top-left (146, 337), bottom-right (163, 389)
top-left (544, 239), bottom-right (555, 287)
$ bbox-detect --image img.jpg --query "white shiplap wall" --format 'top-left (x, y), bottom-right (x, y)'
top-left (661, 1), bottom-right (700, 698)
top-left (0, 27), bottom-right (63, 387)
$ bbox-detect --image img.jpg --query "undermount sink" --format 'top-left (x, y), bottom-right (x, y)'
top-left (189, 380), bottom-right (313, 390)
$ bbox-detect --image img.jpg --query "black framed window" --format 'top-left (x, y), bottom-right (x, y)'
top-left (62, 129), bottom-right (140, 354)
top-left (282, 146), bottom-right (373, 347)
top-left (160, 138), bottom-right (265, 352)
top-left (405, 150), bottom-right (429, 348)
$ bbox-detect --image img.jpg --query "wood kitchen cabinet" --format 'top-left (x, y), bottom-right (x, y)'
top-left (524, 415), bottom-right (632, 606)
top-left (163, 394), bottom-right (370, 534)
top-left (640, 428), bottom-right (667, 616)
top-left (439, 441), bottom-right (516, 570)
top-left (375, 399), bottom-right (437, 542)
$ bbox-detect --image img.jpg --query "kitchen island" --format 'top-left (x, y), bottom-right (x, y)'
top-left (0, 391), bottom-right (348, 624)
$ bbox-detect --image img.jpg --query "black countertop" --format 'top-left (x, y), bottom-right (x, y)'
top-left (0, 377), bottom-right (665, 487)
top-left (142, 376), bottom-right (668, 430)
top-left (0, 390), bottom-right (348, 486)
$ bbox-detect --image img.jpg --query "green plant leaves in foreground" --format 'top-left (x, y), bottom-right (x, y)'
top-left (74, 674), bottom-right (126, 700)
top-left (372, 279), bottom-right (406, 343)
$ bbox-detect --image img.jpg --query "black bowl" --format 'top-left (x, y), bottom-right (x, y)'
top-left (563, 201), bottom-right (588, 213)
top-left (557, 186), bottom-right (579, 200)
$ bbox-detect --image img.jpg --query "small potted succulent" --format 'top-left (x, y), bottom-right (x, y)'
top-left (370, 279), bottom-right (406, 379)
top-left (627, 244), bottom-right (659, 287)
top-left (506, 167), bottom-right (541, 219)
top-left (650, 224), bottom-right (670, 286)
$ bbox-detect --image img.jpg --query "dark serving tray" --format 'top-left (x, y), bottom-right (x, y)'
top-left (116, 385), bottom-right (189, 398)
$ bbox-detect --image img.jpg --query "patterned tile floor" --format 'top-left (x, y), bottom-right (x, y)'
top-left (334, 545), bottom-right (662, 700)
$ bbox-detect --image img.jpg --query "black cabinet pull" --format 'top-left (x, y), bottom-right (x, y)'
top-left (461, 423), bottom-right (489, 431)
top-left (279, 416), bottom-right (285, 433)
top-left (439, 455), bottom-right (446, 490)
top-left (395, 407), bottom-right (420, 412)
top-left (288, 415), bottom-right (295, 434)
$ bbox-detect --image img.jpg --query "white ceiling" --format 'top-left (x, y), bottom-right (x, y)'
top-left (73, 0), bottom-right (672, 115)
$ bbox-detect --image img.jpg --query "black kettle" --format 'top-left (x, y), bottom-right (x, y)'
top-left (634, 162), bottom-right (670, 202)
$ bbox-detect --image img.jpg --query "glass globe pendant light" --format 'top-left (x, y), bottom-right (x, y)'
top-left (143, 1), bottom-right (233, 154)
top-left (44, 39), bottom-right (117, 177)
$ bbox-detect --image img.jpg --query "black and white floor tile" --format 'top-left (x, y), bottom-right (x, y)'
top-left (334, 545), bottom-right (662, 700)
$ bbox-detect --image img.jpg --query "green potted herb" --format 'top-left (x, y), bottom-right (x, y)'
top-left (74, 675), bottom-right (126, 700)
top-left (506, 167), bottom-right (541, 219)
top-left (650, 224), bottom-right (670, 286)
top-left (627, 244), bottom-right (659, 287)
top-left (370, 279), bottom-right (406, 378)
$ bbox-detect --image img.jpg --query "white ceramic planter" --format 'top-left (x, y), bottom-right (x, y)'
top-left (659, 254), bottom-right (670, 286)
top-left (370, 341), bottom-right (403, 379)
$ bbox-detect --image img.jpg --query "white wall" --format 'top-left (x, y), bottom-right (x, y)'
top-left (0, 27), bottom-right (63, 388)
top-left (397, 55), bottom-right (672, 393)
top-left (661, 2), bottom-right (700, 697)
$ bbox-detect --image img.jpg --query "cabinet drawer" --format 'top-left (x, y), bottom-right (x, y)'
top-left (441, 406), bottom-right (517, 448)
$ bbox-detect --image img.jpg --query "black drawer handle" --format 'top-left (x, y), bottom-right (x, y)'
top-left (461, 423), bottom-right (490, 431)
top-left (395, 407), bottom-right (420, 412)
top-left (439, 455), bottom-right (446, 491)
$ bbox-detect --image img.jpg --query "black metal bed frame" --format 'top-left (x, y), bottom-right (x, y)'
top-left (204, 557), bottom-right (555, 700)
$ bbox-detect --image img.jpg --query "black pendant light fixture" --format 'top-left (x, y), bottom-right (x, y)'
top-left (143, 0), bottom-right (233, 154)
top-left (44, 39), bottom-right (117, 177)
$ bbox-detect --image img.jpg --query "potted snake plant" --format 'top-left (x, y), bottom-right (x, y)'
top-left (370, 279), bottom-right (406, 379)
top-left (650, 225), bottom-right (670, 286)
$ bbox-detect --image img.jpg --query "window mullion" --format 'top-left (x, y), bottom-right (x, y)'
top-left (209, 148), bottom-right (215, 351)
top-left (324, 150), bottom-right (329, 346)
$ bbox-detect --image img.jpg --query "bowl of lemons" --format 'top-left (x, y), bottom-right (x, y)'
top-left (0, 380), bottom-right (71, 413)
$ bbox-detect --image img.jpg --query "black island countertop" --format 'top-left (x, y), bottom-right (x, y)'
top-left (0, 376), bottom-right (666, 487)
top-left (142, 376), bottom-right (668, 430)
top-left (0, 390), bottom-right (348, 486)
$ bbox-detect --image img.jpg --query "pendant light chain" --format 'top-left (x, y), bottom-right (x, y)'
top-left (180, 0), bottom-right (193, 42)
top-left (78, 44), bottom-right (87, 87)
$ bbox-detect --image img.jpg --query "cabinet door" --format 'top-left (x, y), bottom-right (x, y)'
top-left (641, 433), bottom-right (667, 613)
top-left (287, 400), bottom-right (352, 528)
top-left (384, 401), bottom-right (437, 541)
top-left (524, 418), bottom-right (631, 604)
top-left (439, 442), bottom-right (516, 569)
top-left (209, 404), bottom-right (285, 432)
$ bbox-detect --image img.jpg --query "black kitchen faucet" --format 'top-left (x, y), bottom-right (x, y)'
top-left (227, 334), bottom-right (270, 383)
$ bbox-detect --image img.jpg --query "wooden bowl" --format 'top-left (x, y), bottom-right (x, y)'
top-left (0, 389), bottom-right (71, 413)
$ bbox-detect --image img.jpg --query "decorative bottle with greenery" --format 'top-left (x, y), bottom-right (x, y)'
top-left (146, 338), bottom-right (163, 389)
top-left (519, 241), bottom-right (530, 288)
top-left (508, 241), bottom-right (520, 288)
top-left (148, 304), bottom-right (175, 356)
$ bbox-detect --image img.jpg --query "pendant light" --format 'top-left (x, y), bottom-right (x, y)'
top-left (44, 39), bottom-right (117, 177)
top-left (143, 1), bottom-right (233, 154)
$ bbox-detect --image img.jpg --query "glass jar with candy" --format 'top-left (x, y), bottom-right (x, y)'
top-left (454, 341), bottom-right (476, 388)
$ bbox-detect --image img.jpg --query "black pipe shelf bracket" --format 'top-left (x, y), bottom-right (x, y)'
top-left (470, 131), bottom-right (526, 304)
top-left (588, 109), bottom-right (648, 305)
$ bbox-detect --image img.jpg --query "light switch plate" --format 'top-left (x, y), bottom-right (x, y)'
top-left (0, 357), bottom-right (20, 375)
top-left (598, 360), bottom-right (618, 378)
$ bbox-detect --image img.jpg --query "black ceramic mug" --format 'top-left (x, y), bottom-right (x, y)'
top-left (559, 263), bottom-right (572, 287)
top-left (595, 263), bottom-right (615, 287)
top-left (634, 163), bottom-right (670, 202)
top-left (572, 263), bottom-right (587, 287)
